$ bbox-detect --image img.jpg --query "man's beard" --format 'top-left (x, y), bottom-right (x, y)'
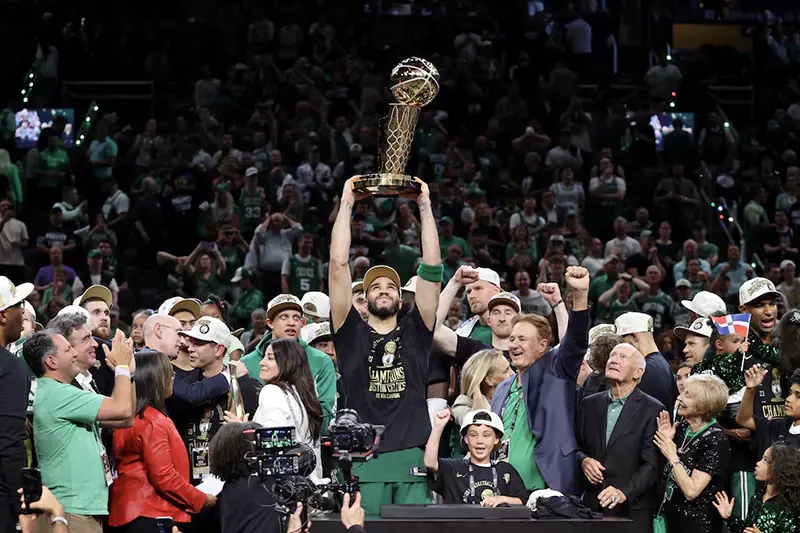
top-left (93, 326), bottom-right (110, 340)
top-left (367, 298), bottom-right (400, 320)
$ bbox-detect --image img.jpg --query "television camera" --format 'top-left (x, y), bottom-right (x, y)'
top-left (244, 409), bottom-right (383, 530)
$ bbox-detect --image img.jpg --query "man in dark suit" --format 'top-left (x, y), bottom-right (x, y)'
top-left (576, 343), bottom-right (664, 533)
top-left (491, 266), bottom-right (590, 495)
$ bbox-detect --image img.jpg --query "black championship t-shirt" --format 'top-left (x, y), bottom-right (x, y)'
top-left (754, 363), bottom-right (788, 423)
top-left (427, 459), bottom-right (529, 505)
top-left (178, 369), bottom-right (259, 483)
top-left (755, 414), bottom-right (800, 457)
top-left (332, 306), bottom-right (432, 452)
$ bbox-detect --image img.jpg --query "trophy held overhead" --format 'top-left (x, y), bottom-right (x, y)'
top-left (352, 57), bottom-right (440, 197)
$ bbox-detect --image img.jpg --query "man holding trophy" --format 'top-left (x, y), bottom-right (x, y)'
top-left (329, 58), bottom-right (443, 515)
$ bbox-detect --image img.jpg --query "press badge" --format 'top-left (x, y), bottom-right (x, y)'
top-left (192, 445), bottom-right (210, 481)
top-left (497, 439), bottom-right (510, 462)
top-left (100, 447), bottom-right (114, 486)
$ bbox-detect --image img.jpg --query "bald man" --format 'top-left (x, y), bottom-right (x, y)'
top-left (576, 343), bottom-right (664, 532)
top-left (142, 313), bottom-right (229, 405)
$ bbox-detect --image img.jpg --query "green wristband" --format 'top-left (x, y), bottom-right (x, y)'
top-left (417, 263), bottom-right (444, 283)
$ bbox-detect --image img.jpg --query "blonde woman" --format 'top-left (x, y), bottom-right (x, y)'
top-left (452, 349), bottom-right (514, 427)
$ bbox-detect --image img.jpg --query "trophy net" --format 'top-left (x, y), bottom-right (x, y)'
top-left (378, 104), bottom-right (421, 175)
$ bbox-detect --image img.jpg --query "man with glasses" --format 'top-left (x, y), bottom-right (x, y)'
top-left (0, 277), bottom-right (33, 533)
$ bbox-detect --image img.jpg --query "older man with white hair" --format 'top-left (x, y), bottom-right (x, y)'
top-left (576, 343), bottom-right (664, 531)
top-left (614, 312), bottom-right (677, 417)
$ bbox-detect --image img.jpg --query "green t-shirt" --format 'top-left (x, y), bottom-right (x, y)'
top-left (241, 338), bottom-right (336, 434)
top-left (231, 288), bottom-right (265, 326)
top-left (38, 149), bottom-right (69, 189)
top-left (33, 378), bottom-right (107, 515)
top-left (502, 379), bottom-right (546, 491)
top-left (640, 291), bottom-right (674, 333)
top-left (383, 245), bottom-right (419, 284)
top-left (469, 322), bottom-right (494, 346)
top-left (1, 163), bottom-right (23, 204)
top-left (219, 245), bottom-right (244, 284)
top-left (440, 235), bottom-right (472, 258)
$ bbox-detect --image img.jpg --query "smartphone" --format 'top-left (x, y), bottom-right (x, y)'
top-left (21, 468), bottom-right (42, 514)
top-left (155, 517), bottom-right (173, 533)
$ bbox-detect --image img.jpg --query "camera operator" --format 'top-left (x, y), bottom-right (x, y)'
top-left (210, 421), bottom-right (282, 533)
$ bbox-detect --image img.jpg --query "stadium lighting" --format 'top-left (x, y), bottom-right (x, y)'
top-left (669, 102), bottom-right (676, 108)
top-left (728, 217), bottom-right (734, 222)
top-left (717, 206), bottom-right (723, 212)
top-left (666, 54), bottom-right (672, 61)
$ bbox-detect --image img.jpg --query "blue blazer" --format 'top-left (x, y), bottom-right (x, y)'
top-left (491, 309), bottom-right (589, 495)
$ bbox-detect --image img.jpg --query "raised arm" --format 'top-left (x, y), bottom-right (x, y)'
top-left (409, 178), bottom-right (441, 330)
top-left (736, 364), bottom-right (766, 430)
top-left (433, 266), bottom-right (477, 356)
top-left (553, 266), bottom-right (590, 380)
top-left (537, 282), bottom-right (569, 342)
top-left (329, 177), bottom-right (366, 331)
top-left (97, 330), bottom-right (135, 422)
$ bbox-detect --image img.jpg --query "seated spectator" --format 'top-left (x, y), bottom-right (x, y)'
top-left (673, 240), bottom-right (712, 281)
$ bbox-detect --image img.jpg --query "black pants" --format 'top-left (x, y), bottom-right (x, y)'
top-left (112, 517), bottom-right (190, 533)
top-left (0, 502), bottom-right (16, 533)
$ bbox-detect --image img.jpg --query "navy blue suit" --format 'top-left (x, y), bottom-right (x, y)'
top-left (491, 309), bottom-right (589, 495)
top-left (139, 347), bottom-right (230, 404)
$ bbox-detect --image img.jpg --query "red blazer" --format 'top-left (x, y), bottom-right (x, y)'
top-left (109, 406), bottom-right (206, 526)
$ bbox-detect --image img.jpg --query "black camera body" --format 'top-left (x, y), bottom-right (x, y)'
top-left (246, 427), bottom-right (314, 480)
top-left (323, 409), bottom-right (385, 497)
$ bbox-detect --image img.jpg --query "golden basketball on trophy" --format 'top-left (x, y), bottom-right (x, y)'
top-left (352, 57), bottom-right (440, 196)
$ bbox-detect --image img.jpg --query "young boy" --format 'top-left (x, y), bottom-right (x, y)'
top-left (424, 408), bottom-right (529, 506)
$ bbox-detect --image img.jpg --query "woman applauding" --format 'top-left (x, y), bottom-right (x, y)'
top-left (109, 350), bottom-right (215, 532)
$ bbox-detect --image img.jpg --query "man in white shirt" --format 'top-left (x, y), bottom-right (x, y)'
top-left (296, 147), bottom-right (333, 205)
top-left (0, 200), bottom-right (28, 281)
top-left (604, 217), bottom-right (642, 259)
top-left (545, 131), bottom-right (583, 168)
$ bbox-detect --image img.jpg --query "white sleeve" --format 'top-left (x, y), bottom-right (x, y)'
top-left (281, 256), bottom-right (291, 276)
top-left (253, 385), bottom-right (292, 427)
top-left (616, 177), bottom-right (626, 194)
top-left (588, 177), bottom-right (601, 193)
top-left (116, 194), bottom-right (130, 214)
top-left (109, 279), bottom-right (120, 293)
top-left (509, 213), bottom-right (521, 230)
top-left (72, 277), bottom-right (83, 296)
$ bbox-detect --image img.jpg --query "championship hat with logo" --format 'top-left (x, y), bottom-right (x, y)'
top-left (179, 316), bottom-right (231, 349)
top-left (460, 409), bottom-right (505, 437)
top-left (673, 317), bottom-right (713, 341)
top-left (739, 277), bottom-right (783, 307)
top-left (614, 312), bottom-right (654, 336)
top-left (300, 292), bottom-right (330, 320)
top-left (0, 277), bottom-right (34, 312)
top-left (487, 291), bottom-right (521, 313)
top-left (267, 294), bottom-right (303, 321)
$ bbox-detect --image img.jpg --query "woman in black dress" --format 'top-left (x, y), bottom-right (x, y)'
top-left (654, 374), bottom-right (731, 533)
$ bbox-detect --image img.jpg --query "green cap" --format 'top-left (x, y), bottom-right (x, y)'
top-left (87, 249), bottom-right (102, 259)
top-left (440, 216), bottom-right (454, 225)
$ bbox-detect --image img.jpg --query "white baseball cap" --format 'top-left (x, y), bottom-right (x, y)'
top-left (179, 316), bottom-right (231, 349)
top-left (23, 301), bottom-right (36, 320)
top-left (673, 317), bottom-right (713, 341)
top-left (301, 291), bottom-right (330, 319)
top-left (73, 284), bottom-right (112, 308)
top-left (301, 321), bottom-right (332, 345)
top-left (267, 294), bottom-right (303, 321)
top-left (402, 276), bottom-right (418, 294)
top-left (487, 291), bottom-right (521, 313)
top-left (230, 267), bottom-right (254, 283)
top-left (0, 277), bottom-right (34, 312)
top-left (589, 324), bottom-right (616, 345)
top-left (681, 291), bottom-right (727, 318)
top-left (56, 304), bottom-right (91, 322)
top-left (739, 277), bottom-right (783, 307)
top-left (460, 409), bottom-right (505, 437)
top-left (475, 268), bottom-right (501, 287)
top-left (614, 312), bottom-right (654, 336)
top-left (245, 167), bottom-right (259, 178)
top-left (351, 280), bottom-right (364, 293)
top-left (158, 297), bottom-right (203, 318)
top-left (781, 260), bottom-right (796, 270)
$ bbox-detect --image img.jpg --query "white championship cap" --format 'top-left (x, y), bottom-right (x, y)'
top-left (179, 316), bottom-right (231, 349)
top-left (614, 312), bottom-right (654, 336)
top-left (588, 324), bottom-right (616, 345)
top-left (402, 276), bottom-right (418, 294)
top-left (475, 268), bottom-right (501, 287)
top-left (681, 291), bottom-right (727, 318)
top-left (267, 294), bottom-right (303, 321)
top-left (739, 278), bottom-right (783, 307)
top-left (487, 292), bottom-right (521, 313)
top-left (673, 317), bottom-right (713, 340)
top-left (300, 292), bottom-right (330, 319)
top-left (460, 409), bottom-right (505, 437)
top-left (0, 277), bottom-right (34, 312)
top-left (301, 321), bottom-right (332, 345)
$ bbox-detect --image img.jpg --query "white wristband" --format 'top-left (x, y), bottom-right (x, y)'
top-left (115, 367), bottom-right (131, 378)
top-left (51, 517), bottom-right (69, 527)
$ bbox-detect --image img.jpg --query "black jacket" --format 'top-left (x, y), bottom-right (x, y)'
top-left (575, 387), bottom-right (664, 514)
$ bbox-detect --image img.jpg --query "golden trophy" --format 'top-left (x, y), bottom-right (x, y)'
top-left (353, 57), bottom-right (440, 196)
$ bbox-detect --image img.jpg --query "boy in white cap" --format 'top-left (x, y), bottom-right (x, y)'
top-left (425, 408), bottom-right (528, 506)
top-left (614, 312), bottom-right (676, 413)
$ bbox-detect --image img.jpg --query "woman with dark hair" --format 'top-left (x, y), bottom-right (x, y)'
top-left (109, 350), bottom-right (216, 532)
top-left (253, 338), bottom-right (323, 479)
top-left (713, 445), bottom-right (800, 533)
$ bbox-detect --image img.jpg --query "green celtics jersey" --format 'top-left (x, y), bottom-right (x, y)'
top-left (239, 188), bottom-right (265, 232)
top-left (608, 297), bottom-right (639, 323)
top-left (640, 291), bottom-right (674, 333)
top-left (287, 254), bottom-right (322, 297)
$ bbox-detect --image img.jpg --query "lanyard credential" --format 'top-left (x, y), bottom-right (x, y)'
top-left (467, 460), bottom-right (498, 501)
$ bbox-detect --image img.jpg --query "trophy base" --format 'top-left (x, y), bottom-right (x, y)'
top-left (352, 173), bottom-right (420, 197)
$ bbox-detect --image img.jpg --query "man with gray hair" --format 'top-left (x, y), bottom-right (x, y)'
top-left (47, 312), bottom-right (102, 395)
top-left (576, 343), bottom-right (664, 531)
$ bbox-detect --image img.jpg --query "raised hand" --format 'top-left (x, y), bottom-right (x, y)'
top-left (745, 364), bottom-right (767, 390)
top-left (656, 411), bottom-right (676, 441)
top-left (565, 266), bottom-right (590, 292)
top-left (343, 176), bottom-right (370, 203)
top-left (453, 265), bottom-right (479, 286)
top-left (433, 408), bottom-right (452, 430)
top-left (712, 491), bottom-right (734, 519)
top-left (537, 282), bottom-right (563, 306)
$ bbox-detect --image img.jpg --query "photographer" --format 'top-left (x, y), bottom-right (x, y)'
top-left (210, 421), bottom-right (281, 533)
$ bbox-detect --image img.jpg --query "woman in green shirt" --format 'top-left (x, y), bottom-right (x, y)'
top-left (185, 243), bottom-right (227, 302)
